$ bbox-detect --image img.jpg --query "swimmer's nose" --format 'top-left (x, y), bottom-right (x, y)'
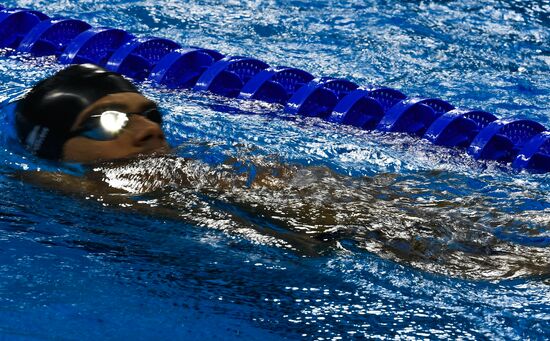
top-left (130, 116), bottom-right (166, 148)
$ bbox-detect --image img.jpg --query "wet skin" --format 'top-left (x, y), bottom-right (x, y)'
top-left (62, 92), bottom-right (170, 164)
top-left (17, 92), bottom-right (549, 280)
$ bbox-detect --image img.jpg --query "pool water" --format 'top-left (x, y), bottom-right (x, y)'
top-left (0, 0), bottom-right (549, 339)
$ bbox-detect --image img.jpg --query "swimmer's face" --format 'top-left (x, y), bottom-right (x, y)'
top-left (62, 92), bottom-right (170, 164)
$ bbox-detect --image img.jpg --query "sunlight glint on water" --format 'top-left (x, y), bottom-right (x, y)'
top-left (0, 0), bottom-right (548, 339)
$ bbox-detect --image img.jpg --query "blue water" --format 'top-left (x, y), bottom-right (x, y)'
top-left (0, 0), bottom-right (549, 339)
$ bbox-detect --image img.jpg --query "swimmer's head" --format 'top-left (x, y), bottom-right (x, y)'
top-left (15, 64), bottom-right (169, 163)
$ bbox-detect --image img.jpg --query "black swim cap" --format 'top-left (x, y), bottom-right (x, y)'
top-left (14, 64), bottom-right (140, 160)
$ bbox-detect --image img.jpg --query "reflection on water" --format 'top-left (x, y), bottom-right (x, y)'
top-left (0, 0), bottom-right (548, 337)
top-left (89, 152), bottom-right (550, 280)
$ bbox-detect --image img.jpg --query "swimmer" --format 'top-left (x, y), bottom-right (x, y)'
top-left (12, 63), bottom-right (328, 253)
top-left (14, 63), bottom-right (169, 163)
top-left (10, 64), bottom-right (549, 280)
top-left (12, 63), bottom-right (303, 197)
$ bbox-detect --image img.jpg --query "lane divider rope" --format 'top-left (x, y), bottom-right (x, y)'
top-left (0, 6), bottom-right (548, 173)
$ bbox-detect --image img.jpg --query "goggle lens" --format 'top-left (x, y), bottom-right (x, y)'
top-left (75, 107), bottom-right (162, 141)
top-left (100, 110), bottom-right (129, 134)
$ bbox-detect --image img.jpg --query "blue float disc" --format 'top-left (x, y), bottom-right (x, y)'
top-left (424, 109), bottom-right (497, 148)
top-left (17, 18), bottom-right (91, 56)
top-left (319, 78), bottom-right (359, 100)
top-left (59, 27), bottom-right (134, 65)
top-left (468, 119), bottom-right (547, 162)
top-left (328, 89), bottom-right (385, 129)
top-left (194, 56), bottom-right (269, 97)
top-left (285, 78), bottom-right (358, 117)
top-left (511, 131), bottom-right (550, 173)
top-left (377, 97), bottom-right (455, 136)
top-left (238, 66), bottom-right (314, 104)
top-left (187, 46), bottom-right (224, 61)
top-left (0, 8), bottom-right (49, 49)
top-left (150, 48), bottom-right (223, 89)
top-left (0, 8), bottom-right (49, 21)
top-left (361, 86), bottom-right (407, 112)
top-left (106, 37), bottom-right (181, 80)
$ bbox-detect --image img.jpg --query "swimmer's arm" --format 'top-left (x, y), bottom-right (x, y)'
top-left (12, 170), bottom-right (126, 196)
top-left (13, 170), bottom-right (325, 256)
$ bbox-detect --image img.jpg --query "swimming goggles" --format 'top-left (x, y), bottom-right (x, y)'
top-left (71, 107), bottom-right (162, 141)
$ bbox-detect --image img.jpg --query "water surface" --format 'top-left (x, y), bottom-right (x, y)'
top-left (0, 0), bottom-right (548, 339)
